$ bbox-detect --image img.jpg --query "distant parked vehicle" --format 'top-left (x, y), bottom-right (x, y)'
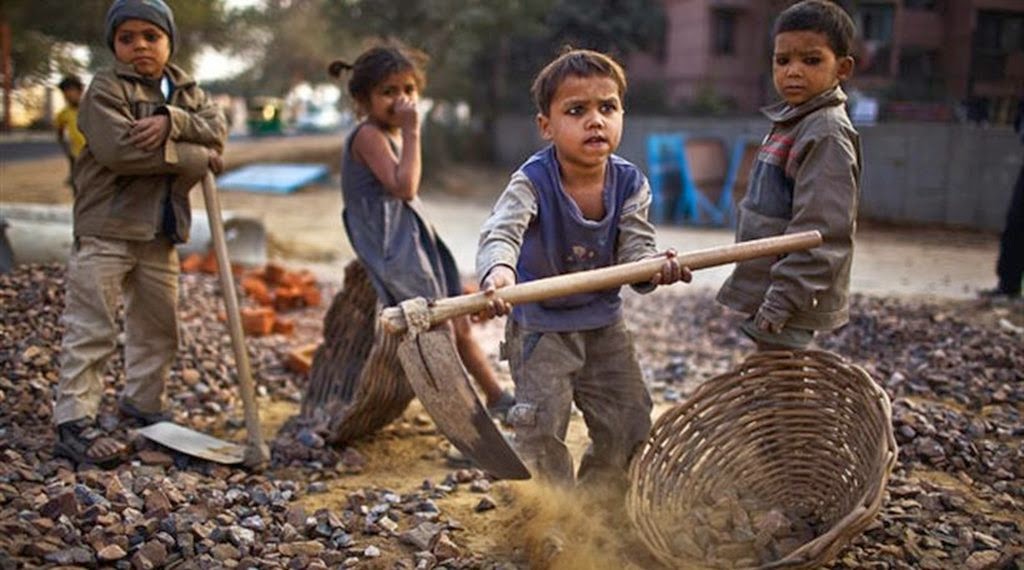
top-left (246, 97), bottom-right (284, 136)
top-left (296, 104), bottom-right (350, 133)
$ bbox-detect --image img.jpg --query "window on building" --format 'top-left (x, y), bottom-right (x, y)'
top-left (1003, 14), bottom-right (1023, 51)
top-left (899, 49), bottom-right (938, 79)
top-left (860, 3), bottom-right (894, 42)
top-left (858, 3), bottom-right (895, 75)
top-left (895, 48), bottom-right (943, 100)
top-left (903, 0), bottom-right (937, 10)
top-left (712, 9), bottom-right (737, 56)
top-left (973, 11), bottom-right (1024, 81)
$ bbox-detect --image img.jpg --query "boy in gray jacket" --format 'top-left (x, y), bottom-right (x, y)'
top-left (717, 0), bottom-right (861, 350)
top-left (54, 0), bottom-right (227, 467)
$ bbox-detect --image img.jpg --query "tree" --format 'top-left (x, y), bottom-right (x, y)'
top-left (463, 0), bottom-right (666, 158)
top-left (131, 0), bottom-right (664, 159)
top-left (0, 0), bottom-right (232, 85)
top-left (215, 0), bottom-right (346, 97)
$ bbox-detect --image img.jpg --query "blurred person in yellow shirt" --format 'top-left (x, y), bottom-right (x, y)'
top-left (55, 75), bottom-right (86, 187)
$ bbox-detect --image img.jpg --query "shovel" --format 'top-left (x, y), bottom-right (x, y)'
top-left (137, 173), bottom-right (271, 467)
top-left (381, 230), bottom-right (823, 480)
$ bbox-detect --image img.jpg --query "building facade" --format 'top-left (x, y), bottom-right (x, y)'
top-left (629, 0), bottom-right (1024, 121)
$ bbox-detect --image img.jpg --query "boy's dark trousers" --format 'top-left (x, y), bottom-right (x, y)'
top-left (996, 159), bottom-right (1024, 296)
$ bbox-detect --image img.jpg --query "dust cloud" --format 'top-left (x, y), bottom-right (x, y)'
top-left (493, 481), bottom-right (660, 570)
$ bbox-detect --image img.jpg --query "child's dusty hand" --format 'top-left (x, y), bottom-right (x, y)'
top-left (128, 115), bottom-right (170, 151)
top-left (473, 266), bottom-right (515, 321)
top-left (649, 249), bottom-right (693, 286)
top-left (393, 97), bottom-right (419, 131)
top-left (208, 149), bottom-right (224, 174)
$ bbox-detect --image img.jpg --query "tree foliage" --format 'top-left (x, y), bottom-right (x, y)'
top-left (1, 0), bottom-right (231, 85)
top-left (4, 0), bottom-right (665, 154)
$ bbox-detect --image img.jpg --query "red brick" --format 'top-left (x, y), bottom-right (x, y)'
top-left (265, 263), bottom-right (287, 286)
top-left (286, 344), bottom-right (318, 374)
top-left (241, 307), bottom-right (275, 336)
top-left (272, 317), bottom-right (295, 335)
top-left (180, 253), bottom-right (203, 273)
top-left (273, 287), bottom-right (304, 311)
top-left (199, 250), bottom-right (219, 274)
top-left (301, 286), bottom-right (321, 308)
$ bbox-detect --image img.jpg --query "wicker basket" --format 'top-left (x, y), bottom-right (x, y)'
top-left (627, 350), bottom-right (897, 569)
top-left (300, 261), bottom-right (414, 445)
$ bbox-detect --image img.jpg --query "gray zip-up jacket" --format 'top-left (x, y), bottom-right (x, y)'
top-left (72, 61), bottom-right (226, 243)
top-left (717, 86), bottom-right (861, 330)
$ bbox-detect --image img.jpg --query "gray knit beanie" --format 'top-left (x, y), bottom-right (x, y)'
top-left (105, 0), bottom-right (177, 54)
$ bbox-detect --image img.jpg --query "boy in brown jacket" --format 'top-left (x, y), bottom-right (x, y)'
top-left (54, 0), bottom-right (227, 467)
top-left (717, 0), bottom-right (861, 350)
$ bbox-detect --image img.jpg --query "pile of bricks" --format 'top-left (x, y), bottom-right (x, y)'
top-left (181, 251), bottom-right (321, 338)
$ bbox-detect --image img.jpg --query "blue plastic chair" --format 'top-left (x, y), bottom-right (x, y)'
top-left (720, 138), bottom-right (762, 227)
top-left (647, 132), bottom-right (759, 227)
top-left (646, 133), bottom-right (689, 224)
top-left (674, 135), bottom-right (729, 226)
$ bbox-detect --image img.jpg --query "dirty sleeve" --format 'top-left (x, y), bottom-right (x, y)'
top-left (760, 132), bottom-right (859, 324)
top-left (78, 71), bottom-right (209, 178)
top-left (164, 85), bottom-right (227, 153)
top-left (476, 171), bottom-right (537, 285)
top-left (617, 179), bottom-right (660, 293)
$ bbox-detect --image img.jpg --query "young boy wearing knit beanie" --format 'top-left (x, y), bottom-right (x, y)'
top-left (53, 0), bottom-right (228, 467)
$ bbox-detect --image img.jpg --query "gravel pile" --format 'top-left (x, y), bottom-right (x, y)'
top-left (1, 264), bottom-right (1021, 569)
top-left (626, 291), bottom-right (1023, 569)
top-left (0, 265), bottom-right (491, 569)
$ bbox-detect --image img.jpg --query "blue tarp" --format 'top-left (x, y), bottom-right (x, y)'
top-left (216, 163), bottom-right (330, 194)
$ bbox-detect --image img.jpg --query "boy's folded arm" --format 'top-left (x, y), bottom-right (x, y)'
top-left (763, 133), bottom-right (860, 321)
top-left (79, 74), bottom-right (184, 176)
top-left (617, 180), bottom-right (660, 293)
top-left (163, 140), bottom-right (214, 181)
top-left (476, 172), bottom-right (537, 286)
top-left (162, 88), bottom-right (228, 152)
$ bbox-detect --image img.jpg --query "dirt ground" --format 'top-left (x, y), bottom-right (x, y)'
top-left (1, 133), bottom-right (1004, 299)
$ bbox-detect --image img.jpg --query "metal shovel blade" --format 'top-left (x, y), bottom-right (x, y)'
top-left (136, 421), bottom-right (247, 465)
top-left (397, 329), bottom-right (531, 480)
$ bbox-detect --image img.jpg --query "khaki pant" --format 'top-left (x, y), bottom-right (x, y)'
top-left (505, 319), bottom-right (652, 489)
top-left (54, 236), bottom-right (179, 425)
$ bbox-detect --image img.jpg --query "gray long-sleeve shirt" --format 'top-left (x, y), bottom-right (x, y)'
top-left (477, 170), bottom-right (660, 289)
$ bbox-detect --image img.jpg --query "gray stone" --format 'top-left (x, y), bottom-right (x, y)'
top-left (97, 544), bottom-right (128, 562)
top-left (400, 522), bottom-right (443, 551)
top-left (44, 546), bottom-right (94, 566)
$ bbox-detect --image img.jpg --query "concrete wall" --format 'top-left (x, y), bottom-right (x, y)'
top-left (494, 115), bottom-right (1022, 232)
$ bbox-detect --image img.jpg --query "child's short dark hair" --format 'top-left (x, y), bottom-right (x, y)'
top-left (531, 48), bottom-right (627, 117)
top-left (327, 44), bottom-right (428, 107)
top-left (774, 0), bottom-right (856, 58)
top-left (58, 75), bottom-right (84, 92)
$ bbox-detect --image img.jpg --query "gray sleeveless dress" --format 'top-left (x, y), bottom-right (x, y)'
top-left (340, 123), bottom-right (461, 305)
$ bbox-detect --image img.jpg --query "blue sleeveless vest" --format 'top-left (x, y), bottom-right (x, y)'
top-left (513, 145), bottom-right (645, 331)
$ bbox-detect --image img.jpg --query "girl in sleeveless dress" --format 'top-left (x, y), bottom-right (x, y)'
top-left (329, 44), bottom-right (514, 418)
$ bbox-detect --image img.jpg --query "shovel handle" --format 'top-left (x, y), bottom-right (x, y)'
top-left (201, 172), bottom-right (270, 466)
top-left (380, 230), bottom-right (822, 335)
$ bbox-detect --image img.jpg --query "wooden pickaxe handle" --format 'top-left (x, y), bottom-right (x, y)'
top-left (201, 172), bottom-right (270, 466)
top-left (380, 230), bottom-right (822, 335)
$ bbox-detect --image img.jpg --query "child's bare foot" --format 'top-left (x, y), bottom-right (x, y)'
top-left (55, 419), bottom-right (130, 469)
